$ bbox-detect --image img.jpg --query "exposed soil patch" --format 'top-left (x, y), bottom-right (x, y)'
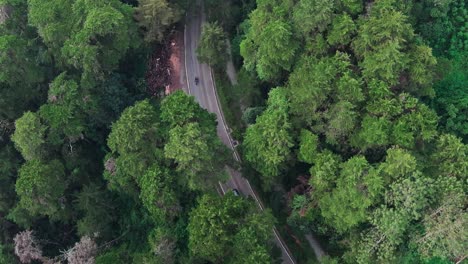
top-left (145, 30), bottom-right (184, 96)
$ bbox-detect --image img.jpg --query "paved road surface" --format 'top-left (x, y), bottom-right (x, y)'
top-left (183, 2), bottom-right (296, 264)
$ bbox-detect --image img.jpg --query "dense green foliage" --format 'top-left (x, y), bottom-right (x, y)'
top-left (235, 0), bottom-right (468, 262)
top-left (1, 0), bottom-right (467, 262)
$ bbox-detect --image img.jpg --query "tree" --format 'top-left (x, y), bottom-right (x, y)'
top-left (29, 0), bottom-right (139, 86)
top-left (135, 0), bottom-right (181, 43)
top-left (327, 13), bottom-right (356, 46)
top-left (293, 0), bottom-right (335, 36)
top-left (430, 134), bottom-right (467, 179)
top-left (320, 156), bottom-right (383, 232)
top-left (188, 193), bottom-right (249, 262)
top-left (0, 34), bottom-right (43, 86)
top-left (352, 0), bottom-right (414, 85)
top-left (298, 129), bottom-right (319, 164)
top-left (160, 90), bottom-right (215, 129)
top-left (74, 184), bottom-right (116, 240)
top-left (188, 193), bottom-right (274, 263)
top-left (164, 122), bottom-right (228, 190)
top-left (38, 73), bottom-right (86, 146)
top-left (11, 112), bottom-right (47, 161)
top-left (137, 165), bottom-right (179, 222)
top-left (15, 159), bottom-right (67, 218)
top-left (197, 22), bottom-right (228, 69)
top-left (27, 0), bottom-right (74, 50)
top-left (244, 88), bottom-right (294, 190)
top-left (148, 227), bottom-right (177, 264)
top-left (324, 101), bottom-right (358, 145)
top-left (240, 0), bottom-right (298, 81)
top-left (106, 100), bottom-right (161, 190)
top-left (415, 193), bottom-right (467, 262)
top-left (432, 51), bottom-right (468, 140)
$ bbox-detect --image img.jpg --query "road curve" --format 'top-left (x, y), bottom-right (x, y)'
top-left (182, 2), bottom-right (296, 264)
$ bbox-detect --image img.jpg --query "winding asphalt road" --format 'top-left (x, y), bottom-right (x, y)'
top-left (182, 2), bottom-right (296, 264)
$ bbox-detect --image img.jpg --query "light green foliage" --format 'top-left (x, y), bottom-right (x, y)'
top-left (11, 112), bottom-right (47, 161)
top-left (164, 122), bottom-right (227, 190)
top-left (229, 211), bottom-right (275, 264)
top-left (188, 193), bottom-right (249, 262)
top-left (108, 100), bottom-right (159, 156)
top-left (244, 88), bottom-right (294, 190)
top-left (298, 129), bottom-right (319, 164)
top-left (408, 44), bottom-right (437, 92)
top-left (320, 156), bottom-right (383, 232)
top-left (38, 73), bottom-right (85, 145)
top-left (353, 0), bottom-right (414, 85)
top-left (147, 227), bottom-right (176, 264)
top-left (355, 208), bottom-right (410, 263)
top-left (293, 0), bottom-right (335, 35)
top-left (431, 134), bottom-right (467, 178)
top-left (106, 100), bottom-right (160, 189)
top-left (160, 90), bottom-right (215, 128)
top-left (62, 1), bottom-right (138, 81)
top-left (392, 100), bottom-right (439, 148)
top-left (240, 0), bottom-right (298, 81)
top-left (416, 192), bottom-right (467, 262)
top-left (385, 172), bottom-right (435, 220)
top-left (161, 91), bottom-right (230, 191)
top-left (138, 166), bottom-right (179, 222)
top-left (336, 73), bottom-right (364, 104)
top-left (327, 13), bottom-right (356, 46)
top-left (354, 115), bottom-right (391, 149)
top-left (241, 106), bottom-right (265, 125)
top-left (287, 56), bottom-right (337, 125)
top-left (353, 169), bottom-right (435, 263)
top-left (15, 159), bottom-right (66, 218)
top-left (324, 101), bottom-right (358, 144)
top-left (309, 150), bottom-right (341, 196)
top-left (197, 22), bottom-right (228, 69)
top-left (135, 0), bottom-right (180, 43)
top-left (188, 193), bottom-right (274, 263)
top-left (27, 0), bottom-right (74, 49)
top-left (379, 147), bottom-right (418, 181)
top-left (340, 0), bottom-right (363, 14)
top-left (29, 0), bottom-right (139, 85)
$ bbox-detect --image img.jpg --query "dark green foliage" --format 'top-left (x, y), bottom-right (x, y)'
top-left (197, 22), bottom-right (228, 69)
top-left (239, 0), bottom-right (467, 262)
top-left (188, 193), bottom-right (275, 263)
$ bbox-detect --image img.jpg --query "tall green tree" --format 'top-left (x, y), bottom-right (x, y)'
top-left (240, 0), bottom-right (298, 81)
top-left (11, 112), bottom-right (47, 161)
top-left (106, 100), bottom-right (161, 191)
top-left (135, 0), bottom-right (181, 43)
top-left (197, 22), bottom-right (228, 69)
top-left (14, 159), bottom-right (67, 219)
top-left (244, 88), bottom-right (294, 190)
top-left (188, 193), bottom-right (274, 263)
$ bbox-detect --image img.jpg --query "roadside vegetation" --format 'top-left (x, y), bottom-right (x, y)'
top-left (201, 0), bottom-right (467, 263)
top-left (0, 0), bottom-right (466, 263)
top-left (0, 0), bottom-right (278, 263)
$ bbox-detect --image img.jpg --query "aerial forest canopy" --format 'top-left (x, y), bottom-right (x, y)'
top-left (237, 0), bottom-right (467, 263)
top-left (0, 0), bottom-right (467, 263)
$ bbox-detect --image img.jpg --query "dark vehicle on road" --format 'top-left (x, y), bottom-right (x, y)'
top-left (195, 77), bottom-right (199, 85)
top-left (232, 189), bottom-right (240, 196)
